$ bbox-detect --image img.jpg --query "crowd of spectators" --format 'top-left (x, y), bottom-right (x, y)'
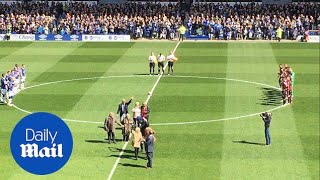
top-left (0, 1), bottom-right (319, 40)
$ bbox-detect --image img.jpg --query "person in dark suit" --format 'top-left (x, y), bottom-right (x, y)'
top-left (116, 97), bottom-right (134, 124)
top-left (139, 117), bottom-right (149, 152)
top-left (145, 127), bottom-right (156, 169)
top-left (260, 112), bottom-right (272, 146)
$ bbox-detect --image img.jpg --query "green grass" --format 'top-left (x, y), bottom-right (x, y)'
top-left (0, 41), bottom-right (319, 179)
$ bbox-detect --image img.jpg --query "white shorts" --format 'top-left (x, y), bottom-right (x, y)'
top-left (21, 76), bottom-right (26, 82)
top-left (13, 86), bottom-right (18, 93)
top-left (1, 89), bottom-right (7, 94)
top-left (14, 79), bottom-right (20, 85)
top-left (8, 90), bottom-right (14, 97)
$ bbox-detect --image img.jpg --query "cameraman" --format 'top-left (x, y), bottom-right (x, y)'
top-left (260, 112), bottom-right (272, 146)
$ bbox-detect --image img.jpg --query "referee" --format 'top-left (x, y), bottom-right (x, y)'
top-left (167, 51), bottom-right (175, 75)
top-left (157, 53), bottom-right (165, 75)
top-left (148, 52), bottom-right (156, 75)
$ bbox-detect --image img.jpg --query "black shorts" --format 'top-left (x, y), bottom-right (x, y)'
top-left (149, 62), bottom-right (155, 68)
top-left (168, 61), bottom-right (174, 68)
top-left (158, 62), bottom-right (164, 68)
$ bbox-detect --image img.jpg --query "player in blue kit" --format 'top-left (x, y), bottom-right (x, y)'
top-left (20, 64), bottom-right (26, 89)
top-left (5, 70), bottom-right (11, 81)
top-left (13, 66), bottom-right (20, 94)
top-left (1, 73), bottom-right (8, 104)
top-left (7, 77), bottom-right (15, 106)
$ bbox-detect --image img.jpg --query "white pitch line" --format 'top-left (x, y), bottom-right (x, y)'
top-left (151, 103), bottom-right (288, 126)
top-left (107, 41), bottom-right (181, 180)
top-left (24, 75), bottom-right (142, 90)
top-left (12, 75), bottom-right (284, 126)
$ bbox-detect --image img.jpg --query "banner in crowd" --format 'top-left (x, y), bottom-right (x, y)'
top-left (0, 34), bottom-right (6, 40)
top-left (1, 34), bottom-right (131, 42)
top-left (0, 34), bottom-right (35, 41)
top-left (35, 34), bottom-right (82, 41)
top-left (307, 31), bottom-right (319, 43)
top-left (82, 35), bottom-right (131, 42)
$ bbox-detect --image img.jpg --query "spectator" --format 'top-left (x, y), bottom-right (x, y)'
top-left (0, 1), bottom-right (318, 41)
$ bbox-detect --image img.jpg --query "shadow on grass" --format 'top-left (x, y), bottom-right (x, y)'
top-left (259, 87), bottom-right (282, 106)
top-left (108, 147), bottom-right (134, 153)
top-left (233, 140), bottom-right (265, 146)
top-left (133, 73), bottom-right (157, 76)
top-left (85, 140), bottom-right (108, 143)
top-left (109, 154), bottom-right (136, 159)
top-left (119, 163), bottom-right (145, 168)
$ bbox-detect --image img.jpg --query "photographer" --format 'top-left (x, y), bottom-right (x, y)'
top-left (6, 25), bottom-right (11, 41)
top-left (260, 112), bottom-right (272, 146)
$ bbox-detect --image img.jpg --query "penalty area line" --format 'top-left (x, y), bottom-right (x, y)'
top-left (107, 41), bottom-right (181, 180)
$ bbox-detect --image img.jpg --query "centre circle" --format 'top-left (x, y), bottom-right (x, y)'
top-left (12, 75), bottom-right (285, 126)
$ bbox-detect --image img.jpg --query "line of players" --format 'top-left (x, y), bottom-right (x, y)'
top-left (1, 64), bottom-right (26, 106)
top-left (278, 64), bottom-right (295, 104)
top-left (148, 51), bottom-right (177, 76)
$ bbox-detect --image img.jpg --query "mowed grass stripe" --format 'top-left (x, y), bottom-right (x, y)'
top-left (0, 42), bottom-right (36, 179)
top-left (273, 43), bottom-right (319, 179)
top-left (220, 43), bottom-right (310, 179)
top-left (113, 42), bottom-right (228, 179)
top-left (179, 55), bottom-right (318, 64)
top-left (151, 42), bottom-right (227, 178)
top-left (0, 42), bottom-right (85, 179)
top-left (8, 42), bottom-right (134, 179)
top-left (59, 42), bottom-right (177, 179)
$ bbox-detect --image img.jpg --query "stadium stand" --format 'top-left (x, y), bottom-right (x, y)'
top-left (0, 0), bottom-right (319, 40)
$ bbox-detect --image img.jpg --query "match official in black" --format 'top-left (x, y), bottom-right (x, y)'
top-left (260, 112), bottom-right (272, 146)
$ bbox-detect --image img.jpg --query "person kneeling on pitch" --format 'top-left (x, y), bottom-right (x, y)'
top-left (260, 112), bottom-right (272, 146)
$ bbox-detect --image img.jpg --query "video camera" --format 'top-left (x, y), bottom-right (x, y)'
top-left (260, 112), bottom-right (272, 119)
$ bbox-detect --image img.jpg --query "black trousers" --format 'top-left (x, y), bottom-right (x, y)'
top-left (179, 34), bottom-right (184, 41)
top-left (149, 63), bottom-right (155, 74)
top-left (168, 61), bottom-right (174, 74)
top-left (134, 147), bottom-right (139, 159)
top-left (158, 62), bottom-right (164, 74)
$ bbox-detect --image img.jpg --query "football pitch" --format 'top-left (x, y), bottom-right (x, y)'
top-left (0, 41), bottom-right (319, 179)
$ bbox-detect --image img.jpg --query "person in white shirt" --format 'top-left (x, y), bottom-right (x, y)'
top-left (148, 52), bottom-right (156, 75)
top-left (132, 102), bottom-right (141, 126)
top-left (157, 53), bottom-right (165, 75)
top-left (167, 51), bottom-right (175, 75)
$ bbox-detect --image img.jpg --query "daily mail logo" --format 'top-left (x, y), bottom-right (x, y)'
top-left (20, 129), bottom-right (62, 158)
top-left (10, 112), bottom-right (73, 175)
